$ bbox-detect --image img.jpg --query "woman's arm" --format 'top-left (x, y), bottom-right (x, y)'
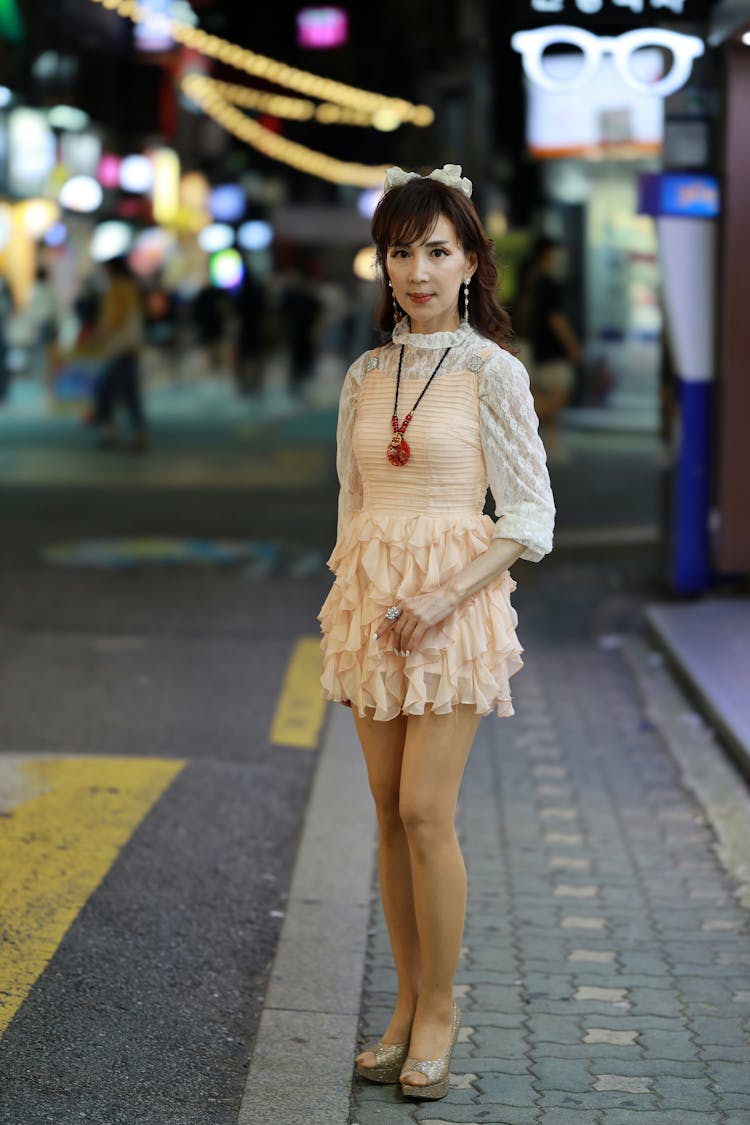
top-left (333, 352), bottom-right (369, 543)
top-left (375, 537), bottom-right (525, 647)
top-left (446, 536), bottom-right (526, 601)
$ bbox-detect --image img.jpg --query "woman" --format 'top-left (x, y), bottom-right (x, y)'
top-left (318, 165), bottom-right (555, 1100)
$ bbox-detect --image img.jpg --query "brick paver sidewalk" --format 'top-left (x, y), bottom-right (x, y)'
top-left (350, 564), bottom-right (750, 1125)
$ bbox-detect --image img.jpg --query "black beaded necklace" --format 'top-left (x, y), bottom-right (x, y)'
top-left (386, 346), bottom-right (451, 467)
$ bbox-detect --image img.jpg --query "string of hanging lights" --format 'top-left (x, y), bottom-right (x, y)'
top-left (87, 0), bottom-right (434, 125)
top-left (86, 0), bottom-right (434, 184)
top-left (181, 73), bottom-right (389, 187)
top-left (195, 78), bottom-right (377, 129)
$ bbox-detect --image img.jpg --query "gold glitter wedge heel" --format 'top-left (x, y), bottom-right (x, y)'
top-left (355, 1039), bottom-right (409, 1084)
top-left (399, 1002), bottom-right (461, 1100)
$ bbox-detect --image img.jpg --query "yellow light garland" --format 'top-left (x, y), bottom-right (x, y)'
top-left (182, 74), bottom-right (388, 187)
top-left (205, 80), bottom-right (316, 122)
top-left (201, 79), bottom-right (379, 129)
top-left (87, 0), bottom-right (434, 126)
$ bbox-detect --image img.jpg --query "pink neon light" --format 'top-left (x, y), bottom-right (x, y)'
top-left (98, 155), bottom-right (121, 189)
top-left (297, 8), bottom-right (348, 49)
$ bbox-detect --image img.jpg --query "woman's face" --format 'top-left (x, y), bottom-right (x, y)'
top-left (385, 213), bottom-right (476, 335)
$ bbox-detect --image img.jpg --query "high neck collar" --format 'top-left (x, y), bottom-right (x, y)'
top-left (392, 318), bottom-right (473, 350)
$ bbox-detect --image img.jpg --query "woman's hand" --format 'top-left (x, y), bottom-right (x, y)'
top-left (375, 587), bottom-right (460, 654)
top-left (374, 538), bottom-right (527, 655)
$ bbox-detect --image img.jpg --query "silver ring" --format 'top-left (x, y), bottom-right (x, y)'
top-left (385, 605), bottom-right (402, 621)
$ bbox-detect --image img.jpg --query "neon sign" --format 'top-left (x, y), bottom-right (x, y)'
top-left (529, 0), bottom-right (687, 13)
top-left (639, 173), bottom-right (719, 218)
top-left (297, 8), bottom-right (348, 49)
top-left (511, 26), bottom-right (705, 97)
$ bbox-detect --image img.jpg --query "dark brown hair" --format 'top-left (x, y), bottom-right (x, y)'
top-left (371, 176), bottom-right (514, 349)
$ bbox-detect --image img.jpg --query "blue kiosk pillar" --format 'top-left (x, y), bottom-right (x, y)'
top-left (639, 173), bottom-right (719, 596)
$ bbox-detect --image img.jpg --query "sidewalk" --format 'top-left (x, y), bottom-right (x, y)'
top-left (350, 553), bottom-right (750, 1125)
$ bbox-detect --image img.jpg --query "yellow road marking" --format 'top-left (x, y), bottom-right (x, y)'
top-left (270, 637), bottom-right (326, 749)
top-left (0, 756), bottom-right (184, 1036)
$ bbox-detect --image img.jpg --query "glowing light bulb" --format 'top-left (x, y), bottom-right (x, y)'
top-left (59, 175), bottom-right (103, 213)
top-left (353, 246), bottom-right (377, 281)
top-left (198, 222), bottom-right (234, 252)
top-left (120, 154), bottom-right (155, 193)
top-left (372, 108), bottom-right (401, 132)
top-left (90, 220), bottom-right (134, 262)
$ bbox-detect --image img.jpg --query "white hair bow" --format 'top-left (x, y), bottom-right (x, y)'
top-left (383, 163), bottom-right (473, 198)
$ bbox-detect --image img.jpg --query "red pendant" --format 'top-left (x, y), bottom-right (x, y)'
top-left (387, 432), bottom-right (411, 466)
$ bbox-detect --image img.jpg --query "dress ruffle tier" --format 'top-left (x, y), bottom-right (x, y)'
top-left (318, 510), bottom-right (524, 722)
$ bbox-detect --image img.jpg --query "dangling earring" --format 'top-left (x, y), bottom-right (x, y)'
top-left (389, 280), bottom-right (400, 324)
top-left (463, 278), bottom-right (471, 323)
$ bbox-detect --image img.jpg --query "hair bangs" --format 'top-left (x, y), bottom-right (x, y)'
top-left (372, 181), bottom-right (445, 256)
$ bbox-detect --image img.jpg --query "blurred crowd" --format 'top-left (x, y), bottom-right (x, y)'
top-left (0, 254), bottom-right (378, 452)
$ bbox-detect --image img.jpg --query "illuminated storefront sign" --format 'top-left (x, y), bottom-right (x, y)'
top-left (209, 184), bottom-right (245, 223)
top-left (639, 173), bottom-right (719, 218)
top-left (527, 0), bottom-right (689, 13)
top-left (198, 223), bottom-right (234, 253)
top-left (48, 105), bottom-right (90, 131)
top-left (98, 154), bottom-right (121, 189)
top-left (18, 198), bottom-right (60, 239)
top-left (237, 220), bottom-right (273, 251)
top-left (511, 26), bottom-right (704, 97)
top-left (60, 131), bottom-right (101, 176)
top-left (210, 249), bottom-right (244, 289)
top-left (0, 0), bottom-right (24, 42)
top-left (119, 154), bottom-right (154, 194)
top-left (59, 175), bottom-right (103, 213)
top-left (297, 8), bottom-right (348, 49)
top-left (128, 227), bottom-right (176, 276)
top-left (8, 108), bottom-right (54, 194)
top-left (90, 221), bottom-right (134, 263)
top-left (151, 147), bottom-right (180, 224)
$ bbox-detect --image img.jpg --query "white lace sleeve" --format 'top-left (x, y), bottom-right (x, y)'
top-left (478, 349), bottom-right (555, 563)
top-left (334, 352), bottom-right (368, 542)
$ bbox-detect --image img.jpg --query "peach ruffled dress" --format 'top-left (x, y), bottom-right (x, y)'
top-left (318, 320), bottom-right (555, 722)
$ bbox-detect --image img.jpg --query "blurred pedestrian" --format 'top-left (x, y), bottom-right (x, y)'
top-left (514, 235), bottom-right (582, 462)
top-left (194, 280), bottom-right (228, 373)
top-left (74, 278), bottom-right (100, 345)
top-left (318, 166), bottom-right (555, 1100)
top-left (234, 268), bottom-right (266, 398)
top-left (90, 257), bottom-right (148, 452)
top-left (27, 265), bottom-right (58, 388)
top-left (280, 264), bottom-right (322, 398)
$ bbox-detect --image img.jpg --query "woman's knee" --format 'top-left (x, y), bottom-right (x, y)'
top-left (399, 792), bottom-right (453, 846)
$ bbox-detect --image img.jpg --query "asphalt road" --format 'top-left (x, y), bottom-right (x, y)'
top-left (0, 477), bottom-right (336, 1125)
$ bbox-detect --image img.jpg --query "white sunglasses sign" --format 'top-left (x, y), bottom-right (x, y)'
top-left (511, 26), bottom-right (705, 97)
top-left (529, 0), bottom-right (688, 12)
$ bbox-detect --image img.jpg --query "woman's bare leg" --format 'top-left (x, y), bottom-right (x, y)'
top-left (352, 707), bottom-right (419, 1067)
top-left (398, 704), bottom-right (482, 1085)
